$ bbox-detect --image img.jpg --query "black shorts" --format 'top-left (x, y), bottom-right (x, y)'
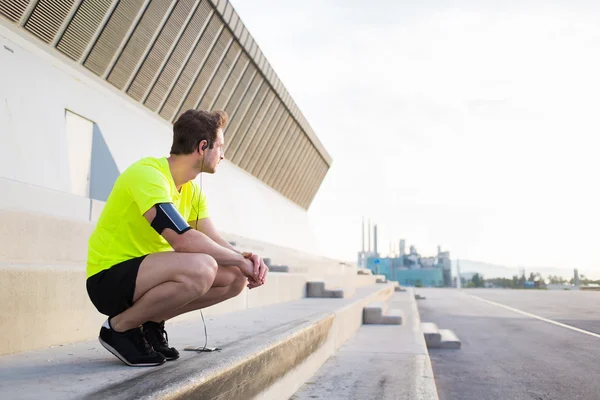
top-left (86, 255), bottom-right (147, 317)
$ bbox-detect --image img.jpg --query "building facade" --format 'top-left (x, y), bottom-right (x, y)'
top-left (0, 0), bottom-right (331, 254)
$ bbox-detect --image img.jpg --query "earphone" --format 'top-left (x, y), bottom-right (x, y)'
top-left (188, 140), bottom-right (209, 353)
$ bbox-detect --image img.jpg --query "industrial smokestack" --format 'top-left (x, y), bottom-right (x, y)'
top-left (361, 217), bottom-right (365, 253)
top-left (574, 268), bottom-right (580, 287)
top-left (399, 239), bottom-right (405, 257)
top-left (368, 219), bottom-right (371, 253)
top-left (374, 224), bottom-right (378, 255)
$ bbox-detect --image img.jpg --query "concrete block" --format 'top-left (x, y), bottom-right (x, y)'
top-left (363, 302), bottom-right (403, 325)
top-left (0, 209), bottom-right (92, 265)
top-left (0, 264), bottom-right (104, 356)
top-left (270, 265), bottom-right (290, 273)
top-left (421, 322), bottom-right (442, 348)
top-left (306, 281), bottom-right (345, 298)
top-left (247, 273), bottom-right (306, 308)
top-left (439, 329), bottom-right (462, 349)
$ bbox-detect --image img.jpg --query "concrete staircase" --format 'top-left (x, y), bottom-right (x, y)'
top-left (0, 208), bottom-right (440, 399)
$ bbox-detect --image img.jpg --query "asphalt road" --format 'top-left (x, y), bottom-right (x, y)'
top-left (416, 288), bottom-right (600, 400)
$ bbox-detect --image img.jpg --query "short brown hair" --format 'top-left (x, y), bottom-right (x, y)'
top-left (170, 109), bottom-right (228, 155)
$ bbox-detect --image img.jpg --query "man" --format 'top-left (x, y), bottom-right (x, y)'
top-left (86, 109), bottom-right (268, 367)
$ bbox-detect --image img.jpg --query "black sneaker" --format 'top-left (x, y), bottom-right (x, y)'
top-left (98, 320), bottom-right (166, 367)
top-left (142, 321), bottom-right (180, 361)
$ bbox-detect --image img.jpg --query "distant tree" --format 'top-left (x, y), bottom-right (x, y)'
top-left (471, 273), bottom-right (484, 288)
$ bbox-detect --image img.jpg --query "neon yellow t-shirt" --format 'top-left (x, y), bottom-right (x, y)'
top-left (86, 157), bottom-right (208, 278)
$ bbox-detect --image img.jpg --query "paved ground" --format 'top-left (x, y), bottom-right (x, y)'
top-left (417, 288), bottom-right (600, 400)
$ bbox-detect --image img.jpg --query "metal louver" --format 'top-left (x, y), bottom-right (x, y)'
top-left (0, 0), bottom-right (31, 22)
top-left (24, 0), bottom-right (75, 43)
top-left (127, 0), bottom-right (196, 102)
top-left (84, 0), bottom-right (145, 77)
top-left (107, 0), bottom-right (172, 90)
top-left (143, 0), bottom-right (213, 112)
top-left (56, 0), bottom-right (113, 61)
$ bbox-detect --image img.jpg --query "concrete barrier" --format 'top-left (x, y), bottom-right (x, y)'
top-left (306, 281), bottom-right (345, 298)
top-left (363, 301), bottom-right (404, 325)
top-left (421, 322), bottom-right (442, 348)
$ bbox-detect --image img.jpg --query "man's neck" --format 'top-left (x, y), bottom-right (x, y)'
top-left (166, 155), bottom-right (194, 190)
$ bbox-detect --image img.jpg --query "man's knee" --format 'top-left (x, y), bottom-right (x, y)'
top-left (229, 271), bottom-right (247, 296)
top-left (179, 254), bottom-right (218, 296)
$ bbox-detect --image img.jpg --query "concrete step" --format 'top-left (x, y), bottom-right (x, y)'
top-left (306, 281), bottom-right (347, 298)
top-left (292, 289), bottom-right (439, 400)
top-left (0, 284), bottom-right (396, 399)
top-left (438, 329), bottom-right (462, 349)
top-left (421, 322), bottom-right (442, 348)
top-left (0, 264), bottom-right (307, 356)
top-left (269, 265), bottom-right (290, 272)
top-left (362, 301), bottom-right (404, 325)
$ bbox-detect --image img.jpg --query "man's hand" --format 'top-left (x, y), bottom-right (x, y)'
top-left (239, 253), bottom-right (268, 289)
top-left (248, 253), bottom-right (268, 285)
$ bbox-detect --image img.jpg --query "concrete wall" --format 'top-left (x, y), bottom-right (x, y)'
top-left (0, 23), bottom-right (319, 255)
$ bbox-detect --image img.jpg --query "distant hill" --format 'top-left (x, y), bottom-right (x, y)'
top-left (454, 259), bottom-right (585, 280)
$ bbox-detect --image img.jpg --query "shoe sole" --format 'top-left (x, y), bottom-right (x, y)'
top-left (99, 337), bottom-right (166, 367)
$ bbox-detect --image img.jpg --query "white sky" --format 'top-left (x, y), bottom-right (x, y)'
top-left (230, 0), bottom-right (600, 277)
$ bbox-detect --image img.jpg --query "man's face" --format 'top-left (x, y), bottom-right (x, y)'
top-left (203, 129), bottom-right (225, 173)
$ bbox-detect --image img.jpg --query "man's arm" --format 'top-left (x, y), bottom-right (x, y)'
top-left (191, 217), bottom-right (268, 286)
top-left (190, 217), bottom-right (238, 253)
top-left (144, 206), bottom-right (254, 276)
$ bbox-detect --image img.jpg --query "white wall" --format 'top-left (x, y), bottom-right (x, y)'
top-left (0, 22), bottom-right (320, 255)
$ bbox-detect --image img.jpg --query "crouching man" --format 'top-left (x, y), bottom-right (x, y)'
top-left (86, 109), bottom-right (268, 366)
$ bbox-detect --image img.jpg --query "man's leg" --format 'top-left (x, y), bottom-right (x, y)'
top-left (153, 265), bottom-right (247, 322)
top-left (110, 252), bottom-right (218, 332)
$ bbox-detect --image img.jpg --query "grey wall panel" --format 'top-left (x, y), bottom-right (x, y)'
top-left (305, 161), bottom-right (328, 207)
top-left (230, 90), bottom-right (275, 165)
top-left (298, 155), bottom-right (321, 208)
top-left (306, 159), bottom-right (328, 207)
top-left (281, 139), bottom-right (312, 198)
top-left (276, 134), bottom-right (308, 194)
top-left (0, 0), bottom-right (32, 22)
top-left (106, 0), bottom-right (173, 90)
top-left (256, 116), bottom-right (293, 180)
top-left (197, 41), bottom-right (241, 110)
top-left (159, 13), bottom-right (223, 121)
top-left (222, 76), bottom-right (263, 153)
top-left (290, 147), bottom-right (318, 203)
top-left (143, 1), bottom-right (213, 112)
top-left (247, 105), bottom-right (286, 175)
top-left (240, 100), bottom-right (282, 171)
top-left (175, 29), bottom-right (233, 119)
top-left (266, 125), bottom-right (302, 187)
top-left (220, 61), bottom-right (254, 114)
top-left (83, 0), bottom-right (146, 77)
top-left (224, 82), bottom-right (268, 158)
top-left (56, 0), bottom-right (113, 61)
top-left (126, 0), bottom-right (197, 102)
top-left (24, 0), bottom-right (75, 43)
top-left (211, 52), bottom-right (248, 111)
top-left (265, 124), bottom-right (301, 187)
